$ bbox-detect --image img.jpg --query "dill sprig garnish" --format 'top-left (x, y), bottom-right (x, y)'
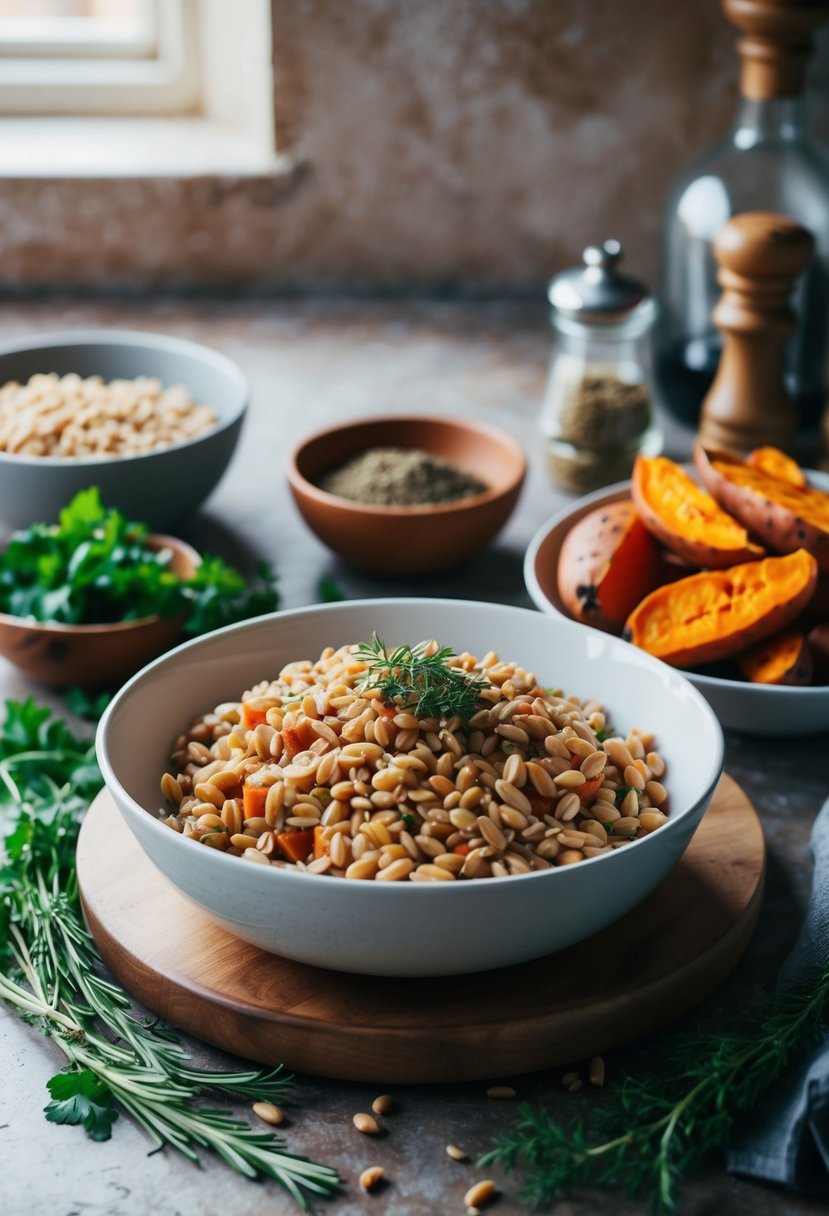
top-left (354, 634), bottom-right (488, 721)
top-left (0, 698), bottom-right (340, 1209)
top-left (480, 967), bottom-right (829, 1212)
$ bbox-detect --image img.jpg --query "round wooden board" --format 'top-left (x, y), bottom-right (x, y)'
top-left (78, 775), bottom-right (765, 1084)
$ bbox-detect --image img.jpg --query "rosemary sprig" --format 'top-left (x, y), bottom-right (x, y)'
top-left (481, 968), bottom-right (829, 1212)
top-left (0, 698), bottom-right (340, 1209)
top-left (354, 633), bottom-right (488, 720)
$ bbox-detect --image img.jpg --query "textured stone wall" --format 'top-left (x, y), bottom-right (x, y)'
top-left (0, 0), bottom-right (826, 290)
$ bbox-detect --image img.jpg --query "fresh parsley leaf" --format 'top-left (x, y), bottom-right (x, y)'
top-left (317, 576), bottom-right (345, 603)
top-left (0, 489), bottom-right (279, 645)
top-left (399, 811), bottom-right (416, 828)
top-left (64, 687), bottom-right (113, 724)
top-left (44, 1070), bottom-right (118, 1142)
top-left (614, 785), bottom-right (635, 808)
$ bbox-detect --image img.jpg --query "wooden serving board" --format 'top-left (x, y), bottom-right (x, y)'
top-left (77, 775), bottom-right (765, 1084)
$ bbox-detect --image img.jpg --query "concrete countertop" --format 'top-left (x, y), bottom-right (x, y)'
top-left (0, 297), bottom-right (826, 1216)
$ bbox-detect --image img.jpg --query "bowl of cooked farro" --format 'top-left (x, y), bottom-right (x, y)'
top-left (0, 330), bottom-right (248, 534)
top-left (97, 598), bottom-right (724, 976)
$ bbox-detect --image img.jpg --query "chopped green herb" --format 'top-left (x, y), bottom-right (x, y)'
top-left (0, 487), bottom-right (278, 638)
top-left (317, 575), bottom-right (345, 603)
top-left (64, 687), bottom-right (113, 723)
top-left (400, 811), bottom-right (416, 828)
top-left (354, 634), bottom-right (488, 721)
top-left (614, 785), bottom-right (635, 808)
top-left (595, 727), bottom-right (609, 743)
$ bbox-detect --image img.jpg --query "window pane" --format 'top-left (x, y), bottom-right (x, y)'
top-left (0, 1), bottom-right (153, 51)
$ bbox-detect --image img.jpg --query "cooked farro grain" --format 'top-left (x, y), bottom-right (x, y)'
top-left (158, 642), bottom-right (671, 881)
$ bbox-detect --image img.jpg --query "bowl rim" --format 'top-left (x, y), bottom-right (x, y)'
top-left (97, 595), bottom-right (725, 893)
top-left (286, 413), bottom-right (527, 517)
top-left (0, 532), bottom-right (200, 635)
top-left (523, 472), bottom-right (829, 702)
top-left (0, 328), bottom-right (249, 468)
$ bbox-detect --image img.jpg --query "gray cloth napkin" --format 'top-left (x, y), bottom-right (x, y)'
top-left (727, 794), bottom-right (829, 1191)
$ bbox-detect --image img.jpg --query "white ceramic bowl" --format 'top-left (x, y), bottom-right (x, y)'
top-left (0, 330), bottom-right (248, 533)
top-left (524, 474), bottom-right (829, 738)
top-left (97, 598), bottom-right (724, 977)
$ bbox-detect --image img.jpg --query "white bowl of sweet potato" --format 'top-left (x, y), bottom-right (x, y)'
top-left (524, 445), bottom-right (829, 736)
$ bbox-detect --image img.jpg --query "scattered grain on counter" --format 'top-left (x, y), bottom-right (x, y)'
top-left (317, 446), bottom-right (488, 507)
top-left (359, 1165), bottom-right (385, 1192)
top-left (353, 1112), bottom-right (381, 1135)
top-left (485, 1085), bottom-right (516, 1099)
top-left (464, 1179), bottom-right (496, 1210)
top-left (0, 372), bottom-right (218, 458)
top-left (371, 1093), bottom-right (394, 1115)
top-left (446, 1143), bottom-right (470, 1162)
top-left (588, 1055), bottom-right (606, 1087)
top-left (251, 1100), bottom-right (283, 1125)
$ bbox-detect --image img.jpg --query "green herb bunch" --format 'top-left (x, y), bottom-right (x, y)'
top-left (481, 968), bottom-right (829, 1212)
top-left (0, 487), bottom-right (278, 635)
top-left (354, 634), bottom-right (488, 720)
top-left (0, 698), bottom-right (339, 1208)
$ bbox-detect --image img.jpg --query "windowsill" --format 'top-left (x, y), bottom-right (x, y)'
top-left (0, 116), bottom-right (289, 178)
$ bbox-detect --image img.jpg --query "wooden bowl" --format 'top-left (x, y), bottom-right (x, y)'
top-left (286, 414), bottom-right (526, 576)
top-left (0, 534), bottom-right (200, 689)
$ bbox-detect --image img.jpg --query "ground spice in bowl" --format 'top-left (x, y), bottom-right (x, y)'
top-left (316, 446), bottom-right (488, 507)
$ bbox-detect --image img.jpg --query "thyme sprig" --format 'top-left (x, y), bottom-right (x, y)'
top-left (0, 698), bottom-right (339, 1209)
top-left (481, 967), bottom-right (829, 1212)
top-left (354, 634), bottom-right (488, 720)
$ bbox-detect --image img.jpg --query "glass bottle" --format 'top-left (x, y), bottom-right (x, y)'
top-left (657, 0), bottom-right (829, 431)
top-left (540, 240), bottom-right (661, 494)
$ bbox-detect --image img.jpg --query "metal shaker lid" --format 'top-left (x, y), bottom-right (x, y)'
top-left (547, 239), bottom-right (651, 324)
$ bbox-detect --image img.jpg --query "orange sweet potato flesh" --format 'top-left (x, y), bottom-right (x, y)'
top-left (632, 455), bottom-right (764, 568)
top-left (694, 444), bottom-right (829, 573)
top-left (623, 549), bottom-right (818, 668)
top-left (737, 628), bottom-right (812, 686)
top-left (557, 500), bottom-right (664, 634)
top-left (746, 446), bottom-right (807, 488)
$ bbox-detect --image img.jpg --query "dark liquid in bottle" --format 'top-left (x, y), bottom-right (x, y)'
top-left (657, 338), bottom-right (826, 434)
top-left (656, 340), bottom-right (718, 429)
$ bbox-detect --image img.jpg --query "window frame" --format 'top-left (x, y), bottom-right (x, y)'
top-left (0, 0), bottom-right (202, 116)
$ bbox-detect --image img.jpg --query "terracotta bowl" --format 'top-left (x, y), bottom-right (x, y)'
top-left (0, 534), bottom-right (200, 689)
top-left (286, 414), bottom-right (526, 575)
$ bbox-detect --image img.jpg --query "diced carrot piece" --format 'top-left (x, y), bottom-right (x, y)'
top-left (276, 829), bottom-right (315, 863)
top-left (377, 701), bottom-right (397, 719)
top-left (453, 842), bottom-right (471, 856)
top-left (242, 784), bottom-right (269, 820)
top-left (578, 775), bottom-right (605, 804)
top-left (313, 824), bottom-right (329, 859)
top-left (511, 703), bottom-right (533, 715)
top-left (526, 791), bottom-right (556, 818)
top-left (282, 727), bottom-right (304, 754)
top-left (240, 703), bottom-right (268, 730)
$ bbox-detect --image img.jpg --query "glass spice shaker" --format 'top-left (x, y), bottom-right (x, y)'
top-left (540, 239), bottom-right (662, 494)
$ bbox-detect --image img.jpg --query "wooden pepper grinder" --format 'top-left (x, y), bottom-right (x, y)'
top-left (723, 0), bottom-right (829, 101)
top-left (697, 212), bottom-right (814, 454)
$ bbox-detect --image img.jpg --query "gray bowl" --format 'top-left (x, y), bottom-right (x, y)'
top-left (0, 330), bottom-right (248, 532)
